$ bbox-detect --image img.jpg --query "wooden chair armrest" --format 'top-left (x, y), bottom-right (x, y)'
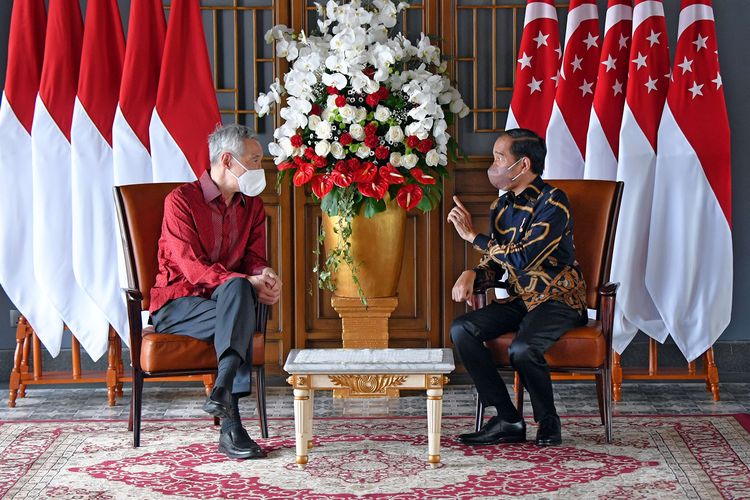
top-left (598, 281), bottom-right (619, 358)
top-left (472, 281), bottom-right (509, 309)
top-left (122, 287), bottom-right (144, 371)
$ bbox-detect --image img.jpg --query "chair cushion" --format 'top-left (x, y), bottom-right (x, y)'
top-left (140, 326), bottom-right (265, 373)
top-left (484, 319), bottom-right (606, 368)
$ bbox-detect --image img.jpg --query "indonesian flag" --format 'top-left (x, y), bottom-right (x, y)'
top-left (31, 0), bottom-right (110, 357)
top-left (583, 0), bottom-right (632, 180)
top-left (0, 0), bottom-right (64, 346)
top-left (113, 0), bottom-right (166, 186)
top-left (505, 0), bottom-right (561, 138)
top-left (611, 0), bottom-right (670, 354)
top-left (646, 0), bottom-right (731, 362)
top-left (149, 0), bottom-right (221, 181)
top-left (544, 0), bottom-right (600, 179)
top-left (70, 0), bottom-right (128, 351)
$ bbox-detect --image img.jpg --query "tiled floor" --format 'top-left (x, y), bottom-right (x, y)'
top-left (2, 381), bottom-right (748, 422)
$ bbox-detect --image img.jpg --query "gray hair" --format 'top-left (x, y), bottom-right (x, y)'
top-left (208, 123), bottom-right (255, 164)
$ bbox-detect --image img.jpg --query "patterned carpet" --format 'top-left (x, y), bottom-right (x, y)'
top-left (2, 414), bottom-right (750, 499)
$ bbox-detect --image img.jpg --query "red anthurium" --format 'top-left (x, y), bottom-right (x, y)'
top-left (396, 184), bottom-right (423, 210)
top-left (352, 161), bottom-right (377, 183)
top-left (357, 173), bottom-right (389, 200)
top-left (364, 135), bottom-right (379, 149)
top-left (277, 161), bottom-right (295, 171)
top-left (304, 147), bottom-right (316, 159)
top-left (326, 86), bottom-right (339, 95)
top-left (346, 157), bottom-right (361, 171)
top-left (291, 134), bottom-right (304, 147)
top-left (311, 174), bottom-right (334, 199)
top-left (292, 163), bottom-right (315, 187)
top-left (375, 145), bottom-right (390, 160)
top-left (339, 132), bottom-right (353, 146)
top-left (417, 138), bottom-right (433, 154)
top-left (405, 135), bottom-right (420, 149)
top-left (365, 93), bottom-right (380, 107)
top-left (379, 164), bottom-right (405, 184)
top-left (410, 168), bottom-right (436, 185)
top-left (335, 95), bottom-right (347, 107)
top-left (293, 155), bottom-right (306, 165)
top-left (330, 168), bottom-right (353, 188)
top-left (364, 122), bottom-right (378, 136)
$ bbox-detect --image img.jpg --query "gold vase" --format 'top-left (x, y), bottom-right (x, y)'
top-left (322, 196), bottom-right (406, 298)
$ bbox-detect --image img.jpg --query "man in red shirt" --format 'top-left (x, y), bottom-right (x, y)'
top-left (150, 124), bottom-right (281, 460)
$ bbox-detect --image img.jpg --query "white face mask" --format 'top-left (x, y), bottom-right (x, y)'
top-left (229, 155), bottom-right (266, 197)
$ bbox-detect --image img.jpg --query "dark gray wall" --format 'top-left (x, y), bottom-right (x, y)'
top-left (0, 0), bottom-right (748, 353)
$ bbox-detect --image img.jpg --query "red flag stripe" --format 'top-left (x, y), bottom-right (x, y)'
top-left (4, 0), bottom-right (46, 134)
top-left (77, 0), bottom-right (125, 147)
top-left (677, 3), bottom-right (714, 37)
top-left (38, 0), bottom-right (83, 142)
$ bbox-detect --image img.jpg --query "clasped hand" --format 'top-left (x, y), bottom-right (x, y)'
top-left (247, 267), bottom-right (282, 305)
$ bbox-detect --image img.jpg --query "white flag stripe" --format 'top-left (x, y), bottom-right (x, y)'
top-left (633, 1), bottom-right (664, 30)
top-left (0, 94), bottom-right (64, 344)
top-left (646, 107), bottom-right (732, 361)
top-left (545, 103), bottom-right (584, 178)
top-left (113, 105), bottom-right (153, 185)
top-left (149, 109), bottom-right (198, 182)
top-left (31, 97), bottom-right (110, 358)
top-left (604, 5), bottom-right (633, 33)
top-left (524, 2), bottom-right (558, 24)
top-left (583, 112), bottom-right (617, 180)
top-left (677, 5), bottom-right (714, 38)
top-left (563, 4), bottom-right (599, 49)
top-left (505, 108), bottom-right (519, 131)
top-left (70, 98), bottom-right (128, 343)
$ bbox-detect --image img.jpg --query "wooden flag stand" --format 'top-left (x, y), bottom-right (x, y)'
top-left (7, 315), bottom-right (215, 408)
top-left (612, 340), bottom-right (720, 402)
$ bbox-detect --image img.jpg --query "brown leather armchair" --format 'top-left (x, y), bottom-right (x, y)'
top-left (114, 183), bottom-right (269, 447)
top-left (472, 180), bottom-right (623, 442)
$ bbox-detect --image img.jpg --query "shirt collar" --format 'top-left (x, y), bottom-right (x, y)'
top-left (199, 170), bottom-right (245, 206)
top-left (517, 175), bottom-right (546, 203)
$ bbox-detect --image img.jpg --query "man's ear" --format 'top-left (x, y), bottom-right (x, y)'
top-left (220, 151), bottom-right (233, 169)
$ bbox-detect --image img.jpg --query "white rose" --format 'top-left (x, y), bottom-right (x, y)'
top-left (366, 78), bottom-right (380, 94)
top-left (321, 107), bottom-right (333, 121)
top-left (339, 105), bottom-right (356, 123)
top-left (315, 140), bottom-right (331, 157)
top-left (449, 99), bottom-right (463, 114)
top-left (308, 115), bottom-right (321, 130)
top-left (354, 106), bottom-right (368, 123)
top-left (425, 149), bottom-right (439, 167)
top-left (315, 121), bottom-right (332, 140)
top-left (356, 145), bottom-right (371, 158)
top-left (385, 126), bottom-right (404, 143)
top-left (459, 104), bottom-right (470, 118)
top-left (330, 142), bottom-right (346, 159)
top-left (401, 153), bottom-right (418, 169)
top-left (349, 123), bottom-right (366, 141)
top-left (374, 105), bottom-right (391, 122)
top-left (327, 94), bottom-right (339, 109)
top-left (389, 152), bottom-right (402, 167)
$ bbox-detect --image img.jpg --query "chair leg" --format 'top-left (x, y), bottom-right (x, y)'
top-left (128, 393), bottom-right (134, 432)
top-left (256, 366), bottom-right (269, 439)
top-left (474, 393), bottom-right (485, 432)
top-left (595, 373), bottom-right (605, 425)
top-left (513, 372), bottom-right (524, 415)
top-left (133, 370), bottom-right (144, 447)
top-left (604, 367), bottom-right (613, 443)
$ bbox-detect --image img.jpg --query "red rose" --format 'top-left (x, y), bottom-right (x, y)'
top-left (375, 145), bottom-right (390, 160)
top-left (310, 104), bottom-right (322, 116)
top-left (335, 95), bottom-right (347, 107)
top-left (292, 163), bottom-right (315, 187)
top-left (363, 66), bottom-right (375, 78)
top-left (291, 134), bottom-right (304, 148)
top-left (277, 161), bottom-right (295, 171)
top-left (365, 93), bottom-right (380, 107)
top-left (313, 155), bottom-right (327, 168)
top-left (417, 139), bottom-right (433, 154)
top-left (311, 175), bottom-right (334, 199)
top-left (339, 132), bottom-right (353, 146)
top-left (379, 164), bottom-right (405, 184)
top-left (406, 135), bottom-right (420, 149)
top-left (410, 168), bottom-right (437, 185)
top-left (396, 184), bottom-right (423, 210)
top-left (352, 161), bottom-right (377, 183)
top-left (357, 174), bottom-right (389, 200)
top-left (377, 86), bottom-right (389, 99)
top-left (364, 135), bottom-right (379, 149)
top-left (346, 157), bottom-right (361, 171)
top-left (304, 147), bottom-right (316, 159)
top-left (326, 86), bottom-right (339, 95)
top-left (365, 122), bottom-right (378, 136)
top-left (334, 160), bottom-right (348, 172)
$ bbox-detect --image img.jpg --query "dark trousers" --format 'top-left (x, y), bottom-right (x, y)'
top-left (151, 277), bottom-right (257, 397)
top-left (451, 298), bottom-right (587, 422)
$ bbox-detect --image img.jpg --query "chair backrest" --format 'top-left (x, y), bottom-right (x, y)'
top-left (114, 183), bottom-right (184, 312)
top-left (546, 180), bottom-right (623, 311)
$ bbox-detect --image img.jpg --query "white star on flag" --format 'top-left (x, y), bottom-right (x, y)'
top-left (677, 56), bottom-right (693, 74)
top-left (518, 52), bottom-right (533, 69)
top-left (619, 33), bottom-right (629, 50)
top-left (571, 54), bottom-right (583, 72)
top-left (533, 30), bottom-right (549, 48)
top-left (646, 29), bottom-right (661, 46)
top-left (688, 81), bottom-right (704, 98)
top-left (583, 32), bottom-right (599, 49)
top-left (579, 79), bottom-right (594, 96)
top-left (644, 76), bottom-right (658, 93)
top-left (712, 73), bottom-right (722, 89)
top-left (612, 79), bottom-right (623, 95)
top-left (602, 54), bottom-right (617, 72)
top-left (632, 52), bottom-right (648, 69)
top-left (555, 46), bottom-right (562, 58)
top-left (551, 70), bottom-right (560, 86)
top-left (528, 77), bottom-right (543, 94)
top-left (693, 34), bottom-right (709, 51)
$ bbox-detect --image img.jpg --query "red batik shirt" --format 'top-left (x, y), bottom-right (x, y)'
top-left (149, 171), bottom-right (268, 313)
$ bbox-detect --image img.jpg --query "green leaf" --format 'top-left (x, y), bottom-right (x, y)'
top-left (364, 198), bottom-right (386, 218)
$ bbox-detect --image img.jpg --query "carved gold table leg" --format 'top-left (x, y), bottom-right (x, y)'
top-left (308, 390), bottom-right (315, 450)
top-left (294, 388), bottom-right (312, 469)
top-left (426, 388), bottom-right (443, 468)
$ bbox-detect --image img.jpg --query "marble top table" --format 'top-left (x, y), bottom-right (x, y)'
top-left (284, 348), bottom-right (455, 468)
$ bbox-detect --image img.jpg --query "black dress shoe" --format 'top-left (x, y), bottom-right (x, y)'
top-left (203, 386), bottom-right (234, 419)
top-left (458, 416), bottom-right (526, 445)
top-left (218, 426), bottom-right (266, 459)
top-left (535, 414), bottom-right (562, 446)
